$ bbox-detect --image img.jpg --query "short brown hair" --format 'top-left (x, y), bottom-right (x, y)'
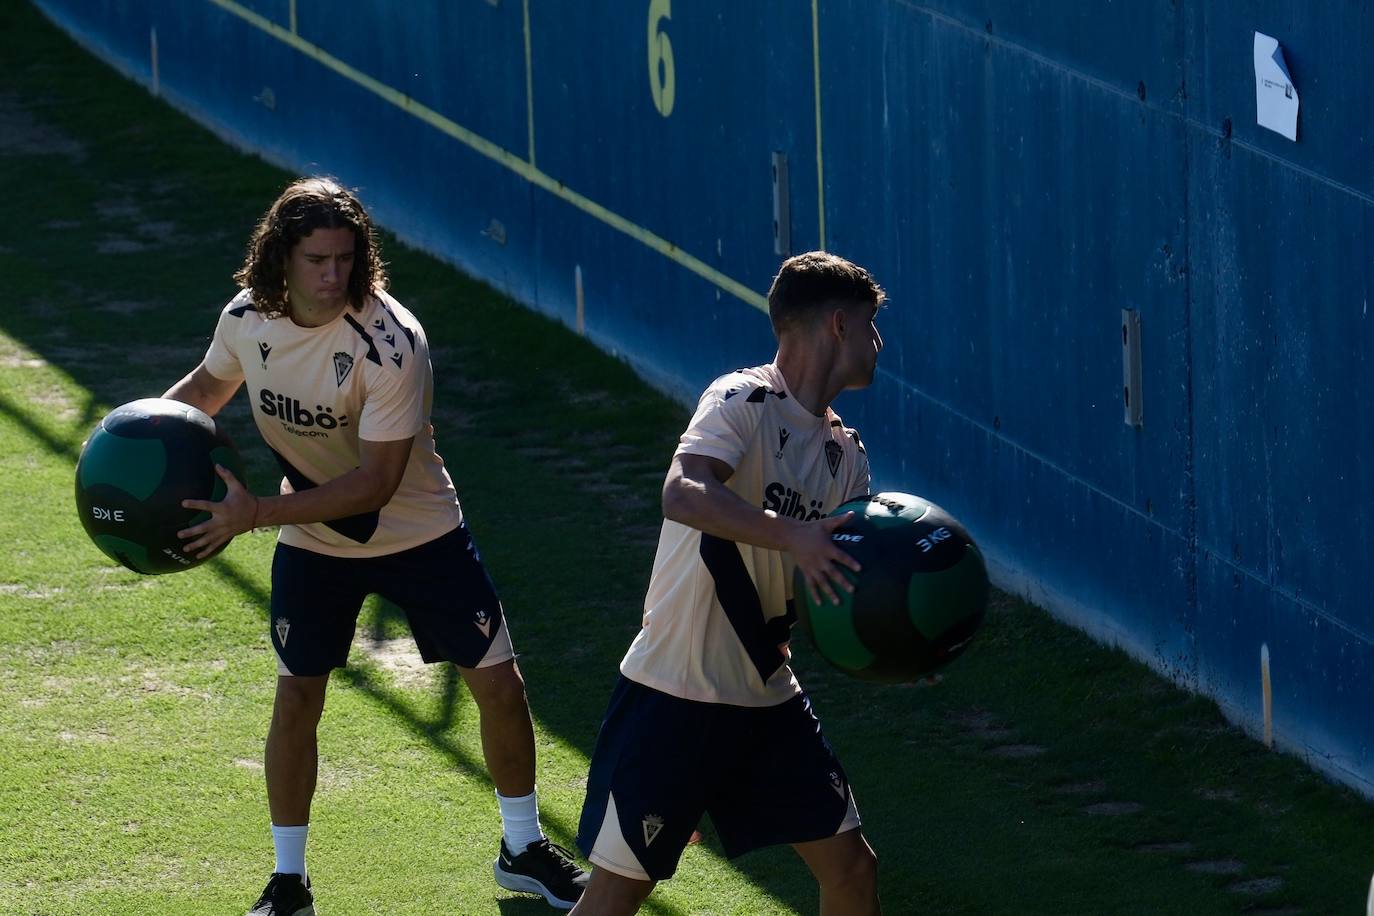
top-left (233, 176), bottom-right (388, 319)
top-left (766, 251), bottom-right (885, 335)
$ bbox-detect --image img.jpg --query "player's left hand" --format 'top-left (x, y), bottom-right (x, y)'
top-left (177, 464), bottom-right (258, 558)
top-left (788, 511), bottom-right (862, 606)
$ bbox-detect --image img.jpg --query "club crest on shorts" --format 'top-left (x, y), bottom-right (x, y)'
top-left (642, 814), bottom-right (665, 847)
top-left (274, 617), bottom-right (291, 647)
top-left (333, 351), bottom-right (354, 387)
top-left (828, 770), bottom-right (846, 799)
top-left (825, 439), bottom-right (843, 478)
top-left (474, 608), bottom-right (492, 638)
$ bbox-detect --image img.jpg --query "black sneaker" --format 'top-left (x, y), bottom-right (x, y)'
top-left (246, 872), bottom-right (315, 916)
top-left (493, 837), bottom-right (589, 909)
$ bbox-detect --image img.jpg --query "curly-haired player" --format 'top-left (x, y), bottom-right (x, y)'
top-left (164, 176), bottom-right (587, 914)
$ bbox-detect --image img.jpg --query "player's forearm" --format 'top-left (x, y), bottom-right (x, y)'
top-left (163, 366), bottom-right (238, 417)
top-left (662, 472), bottom-right (799, 552)
top-left (253, 466), bottom-right (397, 529)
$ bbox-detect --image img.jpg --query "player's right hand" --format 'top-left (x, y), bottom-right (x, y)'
top-left (788, 511), bottom-right (862, 606)
top-left (177, 464), bottom-right (257, 558)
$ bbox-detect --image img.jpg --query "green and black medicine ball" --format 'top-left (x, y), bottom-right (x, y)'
top-left (795, 492), bottom-right (988, 682)
top-left (75, 398), bottom-right (244, 575)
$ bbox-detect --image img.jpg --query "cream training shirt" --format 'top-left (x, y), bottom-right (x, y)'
top-left (202, 288), bottom-right (462, 557)
top-left (619, 363), bottom-right (871, 707)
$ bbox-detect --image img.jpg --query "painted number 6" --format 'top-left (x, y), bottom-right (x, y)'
top-left (648, 0), bottom-right (675, 117)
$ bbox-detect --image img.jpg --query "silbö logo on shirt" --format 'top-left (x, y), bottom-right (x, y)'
top-left (763, 481), bottom-right (825, 521)
top-left (258, 387), bottom-right (349, 437)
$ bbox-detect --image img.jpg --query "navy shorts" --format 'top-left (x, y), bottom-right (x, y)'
top-left (268, 522), bottom-right (514, 676)
top-left (576, 677), bottom-right (861, 881)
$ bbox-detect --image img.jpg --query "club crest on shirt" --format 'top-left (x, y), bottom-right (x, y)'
top-left (333, 351), bottom-right (354, 387)
top-left (258, 340), bottom-right (272, 369)
top-left (642, 814), bottom-right (665, 847)
top-left (824, 439), bottom-right (843, 478)
top-left (776, 427), bottom-right (791, 460)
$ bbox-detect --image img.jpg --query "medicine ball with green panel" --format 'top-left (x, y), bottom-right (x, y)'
top-left (795, 492), bottom-right (988, 682)
top-left (74, 398), bottom-right (244, 575)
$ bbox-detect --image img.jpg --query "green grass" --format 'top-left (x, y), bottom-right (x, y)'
top-left (3, 2), bottom-right (1374, 913)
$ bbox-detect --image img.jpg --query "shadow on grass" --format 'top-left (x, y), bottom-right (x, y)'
top-left (494, 895), bottom-right (691, 916)
top-left (0, 386), bottom-right (98, 463)
top-left (337, 658), bottom-right (695, 916)
top-left (194, 550), bottom-right (729, 914)
top-left (194, 546), bottom-right (704, 914)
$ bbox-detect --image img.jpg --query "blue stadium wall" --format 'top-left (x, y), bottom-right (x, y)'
top-left (34, 0), bottom-right (1374, 795)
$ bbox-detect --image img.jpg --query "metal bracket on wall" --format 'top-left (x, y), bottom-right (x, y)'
top-left (1122, 308), bottom-right (1143, 427)
top-left (772, 151), bottom-right (791, 257)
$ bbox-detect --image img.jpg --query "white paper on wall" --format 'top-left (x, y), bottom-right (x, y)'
top-left (1254, 31), bottom-right (1299, 141)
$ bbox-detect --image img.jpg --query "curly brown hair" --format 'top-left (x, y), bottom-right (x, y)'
top-left (233, 176), bottom-right (388, 319)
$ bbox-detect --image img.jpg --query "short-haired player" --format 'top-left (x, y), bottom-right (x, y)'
top-left (572, 251), bottom-right (887, 915)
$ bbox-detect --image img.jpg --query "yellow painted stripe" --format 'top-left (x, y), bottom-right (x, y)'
top-left (204, 0), bottom-right (766, 312)
top-left (288, 0), bottom-right (296, 34)
top-left (812, 0), bottom-right (826, 250)
top-left (522, 0), bottom-right (535, 167)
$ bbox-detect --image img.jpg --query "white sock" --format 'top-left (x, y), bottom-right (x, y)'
top-left (496, 789), bottom-right (544, 851)
top-left (271, 823), bottom-right (309, 878)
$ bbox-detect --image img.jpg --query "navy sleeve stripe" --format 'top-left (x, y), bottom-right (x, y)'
top-left (342, 314), bottom-right (383, 366)
top-left (376, 299), bottom-right (417, 352)
top-left (745, 386), bottom-right (787, 403)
